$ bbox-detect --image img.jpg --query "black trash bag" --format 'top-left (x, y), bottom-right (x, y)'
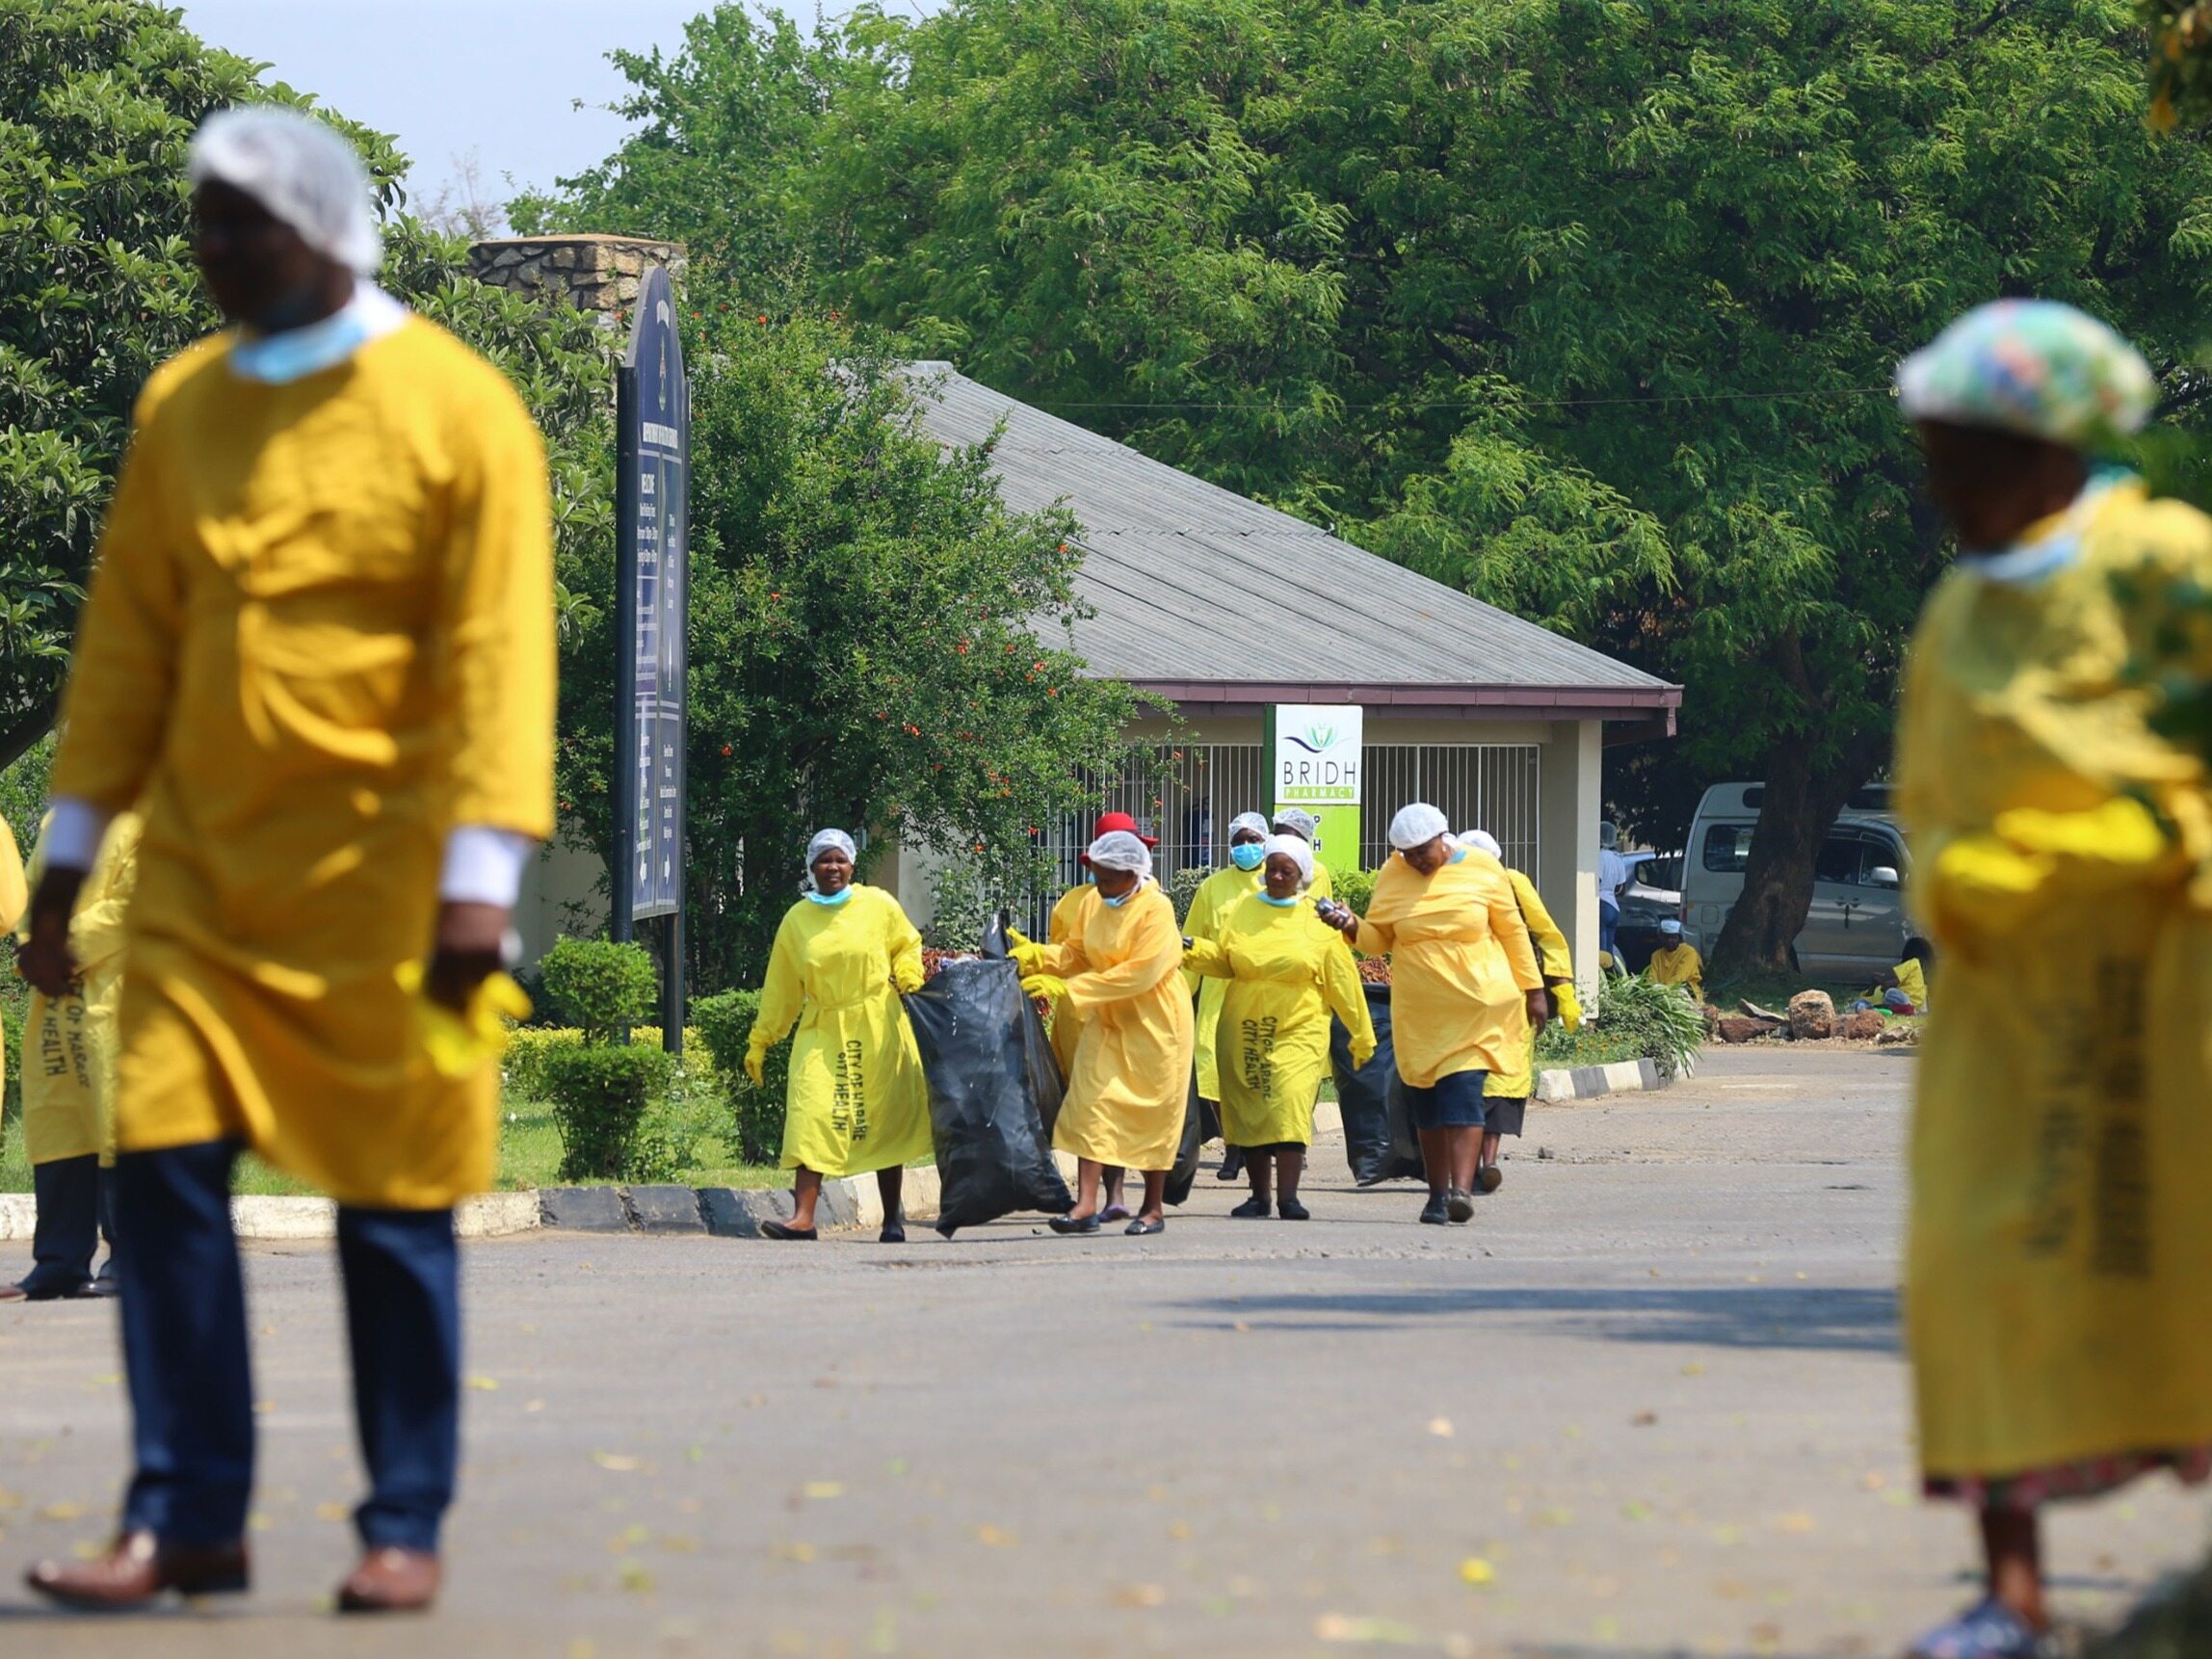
top-left (904, 959), bottom-right (1073, 1235)
top-left (1331, 984), bottom-right (1424, 1185)
top-left (1163, 1072), bottom-right (1207, 1206)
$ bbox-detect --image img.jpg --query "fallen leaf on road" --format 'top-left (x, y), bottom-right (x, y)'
top-left (1315, 1613), bottom-right (1423, 1645)
top-left (661, 1534), bottom-right (698, 1554)
top-left (1113, 1583), bottom-right (1166, 1608)
top-left (316, 1502), bottom-right (348, 1522)
top-left (1536, 1507), bottom-right (1574, 1527)
top-left (1681, 1362), bottom-right (1706, 1377)
top-left (1232, 1320), bottom-right (1251, 1332)
top-left (1778, 1514), bottom-right (1816, 1533)
top-left (618, 1559), bottom-right (655, 1593)
top-left (592, 1452), bottom-right (640, 1472)
top-left (773, 1540), bottom-right (817, 1563)
top-left (1860, 1471), bottom-right (1885, 1490)
top-left (1169, 1520), bottom-right (1192, 1540)
top-left (885, 1458), bottom-right (910, 1476)
top-left (803, 1482), bottom-right (846, 1500)
top-left (1631, 1411), bottom-right (1658, 1427)
top-left (1458, 1557), bottom-right (1494, 1586)
top-left (1621, 1501), bottom-right (1652, 1522)
top-left (526, 1400), bottom-right (545, 1413)
top-left (465, 1375), bottom-right (499, 1392)
top-left (1427, 1417), bottom-right (1455, 1438)
top-left (39, 1503), bottom-right (83, 1521)
top-left (975, 1525), bottom-right (1016, 1547)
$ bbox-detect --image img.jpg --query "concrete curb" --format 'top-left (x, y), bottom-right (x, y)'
top-left (1535, 1053), bottom-right (1692, 1104)
top-left (0, 1190), bottom-right (545, 1245)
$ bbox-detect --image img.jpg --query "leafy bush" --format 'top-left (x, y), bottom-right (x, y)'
top-left (542, 1043), bottom-right (673, 1182)
top-left (1331, 867), bottom-right (1377, 917)
top-left (626, 1075), bottom-right (725, 1184)
top-left (693, 988), bottom-right (789, 1165)
top-left (1588, 973), bottom-right (1706, 1079)
top-left (540, 937), bottom-right (658, 1042)
top-left (1167, 865), bottom-right (1207, 925)
top-left (924, 854), bottom-right (993, 952)
top-left (505, 1026), bottom-right (705, 1103)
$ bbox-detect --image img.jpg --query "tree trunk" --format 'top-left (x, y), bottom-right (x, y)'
top-left (1707, 741), bottom-right (1878, 981)
top-left (0, 694), bottom-right (57, 774)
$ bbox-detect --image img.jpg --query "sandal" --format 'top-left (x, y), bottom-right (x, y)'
top-left (1123, 1217), bottom-right (1166, 1236)
top-left (761, 1220), bottom-right (818, 1241)
top-left (1099, 1203), bottom-right (1132, 1223)
top-left (1048, 1213), bottom-right (1101, 1235)
top-left (1229, 1196), bottom-right (1272, 1220)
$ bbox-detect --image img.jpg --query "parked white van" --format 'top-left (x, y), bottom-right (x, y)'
top-left (1679, 782), bottom-right (1929, 976)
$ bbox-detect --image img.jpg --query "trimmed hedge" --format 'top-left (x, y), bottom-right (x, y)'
top-left (693, 988), bottom-right (789, 1166)
top-left (505, 1026), bottom-right (706, 1104)
top-left (542, 1043), bottom-right (673, 1181)
top-left (540, 937), bottom-right (658, 1041)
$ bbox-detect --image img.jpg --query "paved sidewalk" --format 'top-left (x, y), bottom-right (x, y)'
top-left (1, 1046), bottom-right (2204, 1657)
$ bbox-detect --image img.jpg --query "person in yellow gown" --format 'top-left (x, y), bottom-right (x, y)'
top-left (1323, 803), bottom-right (1543, 1225)
top-left (1036, 809), bottom-right (1155, 1220)
top-left (744, 830), bottom-right (930, 1242)
top-left (1643, 919), bottom-right (1704, 1004)
top-left (1014, 830), bottom-right (1193, 1236)
top-left (1270, 807), bottom-right (1336, 900)
top-left (17, 109), bottom-right (553, 1616)
top-left (1186, 834), bottom-right (1373, 1220)
top-left (1890, 300), bottom-right (2212, 1658)
top-left (7, 813), bottom-right (141, 1301)
top-left (1456, 830), bottom-right (1578, 1195)
top-left (1182, 809), bottom-right (1269, 1183)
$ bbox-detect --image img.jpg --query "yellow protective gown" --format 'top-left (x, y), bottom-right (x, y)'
top-left (1488, 866), bottom-right (1572, 1101)
top-left (1897, 476), bottom-right (2212, 1483)
top-left (1043, 883), bottom-right (1090, 1082)
top-left (1645, 942), bottom-right (1704, 1004)
top-left (0, 814), bottom-right (22, 936)
top-left (20, 814), bottom-right (142, 1167)
top-left (753, 886), bottom-right (932, 1177)
top-left (1354, 851), bottom-right (1542, 1088)
top-left (1032, 881), bottom-right (1194, 1170)
top-left (1181, 863), bottom-right (1261, 1101)
top-left (1186, 894), bottom-right (1374, 1146)
top-left (47, 318), bottom-right (555, 1209)
top-left (1891, 957), bottom-right (1928, 1010)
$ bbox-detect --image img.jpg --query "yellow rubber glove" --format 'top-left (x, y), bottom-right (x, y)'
top-left (1010, 941), bottom-right (1049, 975)
top-left (395, 961), bottom-right (532, 1080)
top-left (1554, 981), bottom-right (1584, 1033)
top-left (1021, 973), bottom-right (1067, 1004)
top-left (1005, 925), bottom-right (1035, 952)
top-left (893, 964), bottom-right (925, 995)
top-left (743, 1042), bottom-right (767, 1088)
top-left (1351, 1037), bottom-right (1378, 1069)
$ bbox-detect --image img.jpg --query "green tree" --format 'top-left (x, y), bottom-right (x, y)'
top-left (556, 308), bottom-right (1143, 992)
top-left (0, 0), bottom-right (613, 773)
top-left (537, 0), bottom-right (2212, 975)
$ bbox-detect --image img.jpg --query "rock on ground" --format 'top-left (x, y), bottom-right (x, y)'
top-left (1788, 988), bottom-right (1838, 1040)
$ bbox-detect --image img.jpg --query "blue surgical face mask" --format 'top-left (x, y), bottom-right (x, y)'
top-left (1229, 842), bottom-right (1266, 871)
top-left (1101, 880), bottom-right (1143, 908)
top-left (805, 884), bottom-right (855, 908)
top-left (1258, 892), bottom-right (1298, 908)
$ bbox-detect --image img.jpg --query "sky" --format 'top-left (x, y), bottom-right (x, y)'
top-left (173, 1), bottom-right (713, 221)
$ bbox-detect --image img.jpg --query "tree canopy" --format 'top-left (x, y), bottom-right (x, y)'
top-left (525, 0), bottom-right (2212, 970)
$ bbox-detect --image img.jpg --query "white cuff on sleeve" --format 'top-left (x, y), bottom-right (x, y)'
top-left (43, 797), bottom-right (114, 874)
top-left (439, 827), bottom-right (536, 908)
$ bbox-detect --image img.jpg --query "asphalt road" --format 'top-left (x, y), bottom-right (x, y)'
top-left (3, 1045), bottom-right (2207, 1658)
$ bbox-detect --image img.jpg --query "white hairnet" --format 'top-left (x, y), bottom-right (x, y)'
top-left (1273, 807), bottom-right (1320, 842)
top-left (805, 829), bottom-right (856, 870)
top-left (1458, 829), bottom-right (1503, 859)
top-left (190, 106), bottom-right (382, 276)
top-left (1263, 833), bottom-right (1314, 885)
top-left (1659, 918), bottom-right (1684, 937)
top-left (1227, 811), bottom-right (1271, 841)
top-left (1599, 821), bottom-right (1620, 851)
top-left (1387, 803), bottom-right (1450, 852)
top-left (1086, 830), bottom-right (1154, 877)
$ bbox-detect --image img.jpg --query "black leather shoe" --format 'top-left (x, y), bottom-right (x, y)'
top-left (1123, 1217), bottom-right (1166, 1236)
top-left (761, 1220), bottom-right (817, 1241)
top-left (1229, 1196), bottom-right (1271, 1220)
top-left (1048, 1213), bottom-right (1100, 1235)
top-left (1277, 1197), bottom-right (1310, 1221)
top-left (1418, 1194), bottom-right (1450, 1225)
top-left (1446, 1188), bottom-right (1475, 1224)
top-left (1477, 1165), bottom-right (1503, 1194)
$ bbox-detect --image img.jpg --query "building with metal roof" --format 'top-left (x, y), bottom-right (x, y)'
top-left (865, 364), bottom-right (1682, 986)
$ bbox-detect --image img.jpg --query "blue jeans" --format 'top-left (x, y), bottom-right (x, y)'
top-left (114, 1141), bottom-right (461, 1552)
top-left (1598, 900), bottom-right (1620, 962)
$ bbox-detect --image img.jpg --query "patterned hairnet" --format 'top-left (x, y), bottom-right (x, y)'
top-left (190, 107), bottom-right (382, 276)
top-left (1263, 833), bottom-right (1314, 885)
top-left (1896, 300), bottom-right (2155, 447)
top-left (1387, 803), bottom-right (1451, 852)
top-left (1228, 811), bottom-right (1271, 841)
top-left (805, 829), bottom-right (856, 870)
top-left (1272, 807), bottom-right (1320, 842)
top-left (1086, 830), bottom-right (1154, 876)
top-left (1458, 829), bottom-right (1503, 859)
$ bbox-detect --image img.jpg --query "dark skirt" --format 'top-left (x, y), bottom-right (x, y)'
top-left (1484, 1095), bottom-right (1527, 1138)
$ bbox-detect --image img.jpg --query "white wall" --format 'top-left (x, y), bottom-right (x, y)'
top-left (1537, 719), bottom-right (1604, 998)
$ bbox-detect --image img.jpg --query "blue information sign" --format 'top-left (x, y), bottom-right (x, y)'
top-left (615, 266), bottom-right (689, 926)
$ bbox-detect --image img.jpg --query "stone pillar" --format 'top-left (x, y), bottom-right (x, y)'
top-left (466, 234), bottom-right (687, 324)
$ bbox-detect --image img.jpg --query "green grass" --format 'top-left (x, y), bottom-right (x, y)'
top-left (1533, 1026), bottom-right (1652, 1069)
top-left (1705, 969), bottom-right (1879, 1013)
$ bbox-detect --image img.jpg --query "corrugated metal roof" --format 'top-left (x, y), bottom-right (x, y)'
top-left (902, 362), bottom-right (1676, 705)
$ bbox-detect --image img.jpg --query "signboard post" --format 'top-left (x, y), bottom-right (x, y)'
top-left (613, 265), bottom-right (690, 1053)
top-left (1266, 704), bottom-right (1364, 875)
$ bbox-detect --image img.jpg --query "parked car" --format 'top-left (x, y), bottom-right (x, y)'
top-left (1679, 782), bottom-right (1928, 977)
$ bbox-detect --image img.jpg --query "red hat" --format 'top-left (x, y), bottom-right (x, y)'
top-left (1081, 811), bottom-right (1159, 862)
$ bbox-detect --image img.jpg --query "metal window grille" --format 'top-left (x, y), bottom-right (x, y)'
top-left (1358, 746), bottom-right (1542, 879)
top-left (1022, 743), bottom-right (1542, 932)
